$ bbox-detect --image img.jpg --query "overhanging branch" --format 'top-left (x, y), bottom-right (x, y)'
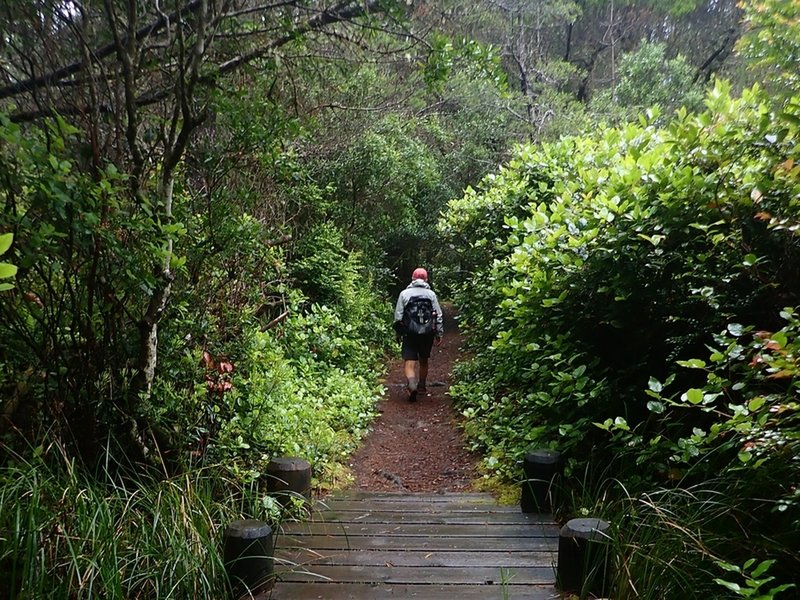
top-left (213, 0), bottom-right (383, 78)
top-left (6, 0), bottom-right (389, 123)
top-left (0, 0), bottom-right (204, 101)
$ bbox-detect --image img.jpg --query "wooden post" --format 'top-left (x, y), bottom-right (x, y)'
top-left (557, 517), bottom-right (611, 597)
top-left (520, 449), bottom-right (561, 513)
top-left (266, 457), bottom-right (312, 506)
top-left (223, 519), bottom-right (274, 599)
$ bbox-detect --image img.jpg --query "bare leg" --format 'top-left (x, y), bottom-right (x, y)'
top-left (403, 359), bottom-right (419, 401)
top-left (404, 360), bottom-right (417, 381)
top-left (419, 359), bottom-right (429, 389)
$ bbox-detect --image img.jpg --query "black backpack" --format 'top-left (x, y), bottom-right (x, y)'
top-left (403, 295), bottom-right (436, 335)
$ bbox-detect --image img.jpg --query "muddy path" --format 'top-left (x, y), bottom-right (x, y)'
top-left (348, 306), bottom-right (480, 492)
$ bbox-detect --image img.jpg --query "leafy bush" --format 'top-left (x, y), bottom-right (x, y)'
top-left (444, 80), bottom-right (799, 474)
top-left (145, 222), bottom-right (391, 483)
top-left (441, 80), bottom-right (800, 595)
top-left (590, 41), bottom-right (705, 121)
top-left (0, 112), bottom-right (160, 455)
top-left (211, 303), bottom-right (383, 483)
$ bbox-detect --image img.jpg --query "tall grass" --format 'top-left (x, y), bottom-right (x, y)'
top-left (561, 469), bottom-right (799, 600)
top-left (0, 441), bottom-right (274, 599)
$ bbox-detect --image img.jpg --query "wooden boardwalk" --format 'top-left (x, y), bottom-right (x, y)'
top-left (268, 491), bottom-right (560, 599)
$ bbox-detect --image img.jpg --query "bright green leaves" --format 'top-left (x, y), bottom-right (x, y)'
top-left (676, 359), bottom-right (706, 369)
top-left (737, 0), bottom-right (800, 101)
top-left (0, 233), bottom-right (12, 255)
top-left (682, 388), bottom-right (705, 405)
top-left (0, 232), bottom-right (17, 291)
top-left (442, 76), bottom-right (800, 512)
top-left (611, 41), bottom-right (704, 116)
top-left (743, 253), bottom-right (759, 267)
top-left (714, 558), bottom-right (796, 599)
top-left (424, 33), bottom-right (507, 93)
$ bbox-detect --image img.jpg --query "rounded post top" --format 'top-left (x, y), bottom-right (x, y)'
top-left (560, 518), bottom-right (610, 540)
top-left (267, 457), bottom-right (311, 472)
top-left (224, 519), bottom-right (273, 540)
top-left (524, 449), bottom-right (561, 464)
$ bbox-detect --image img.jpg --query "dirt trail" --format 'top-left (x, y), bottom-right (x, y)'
top-left (348, 305), bottom-right (479, 492)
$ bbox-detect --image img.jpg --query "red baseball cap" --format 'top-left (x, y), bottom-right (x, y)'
top-left (412, 267), bottom-right (428, 281)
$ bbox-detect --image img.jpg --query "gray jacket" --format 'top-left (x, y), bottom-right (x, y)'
top-left (394, 280), bottom-right (444, 337)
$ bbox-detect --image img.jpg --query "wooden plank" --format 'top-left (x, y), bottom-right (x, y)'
top-left (277, 549), bottom-right (556, 568)
top-left (265, 582), bottom-right (559, 599)
top-left (304, 511), bottom-right (549, 525)
top-left (276, 564), bottom-right (555, 585)
top-left (281, 522), bottom-right (559, 538)
top-left (269, 491), bottom-right (560, 599)
top-left (314, 500), bottom-right (526, 514)
top-left (278, 535), bottom-right (558, 552)
top-left (325, 491), bottom-right (502, 503)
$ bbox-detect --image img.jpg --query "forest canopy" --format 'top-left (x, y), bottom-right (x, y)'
top-left (1, 0), bottom-right (798, 598)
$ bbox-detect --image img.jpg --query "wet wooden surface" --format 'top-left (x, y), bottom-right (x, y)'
top-left (264, 491), bottom-right (559, 599)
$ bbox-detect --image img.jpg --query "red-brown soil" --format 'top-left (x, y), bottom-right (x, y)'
top-left (348, 306), bottom-right (480, 492)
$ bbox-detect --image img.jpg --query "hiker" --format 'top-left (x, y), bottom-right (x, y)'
top-left (393, 267), bottom-right (444, 401)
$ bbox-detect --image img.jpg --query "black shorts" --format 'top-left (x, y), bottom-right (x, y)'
top-left (402, 332), bottom-right (435, 361)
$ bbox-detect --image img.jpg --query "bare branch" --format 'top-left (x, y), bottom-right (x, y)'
top-left (261, 310), bottom-right (289, 331)
top-left (214, 0), bottom-right (384, 78)
top-left (0, 0), bottom-right (205, 102)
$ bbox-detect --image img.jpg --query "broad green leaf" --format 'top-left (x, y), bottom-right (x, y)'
top-left (748, 397), bottom-right (766, 412)
top-left (713, 579), bottom-right (741, 593)
top-left (0, 283), bottom-right (13, 291)
top-left (648, 376), bottom-right (663, 392)
top-left (727, 323), bottom-right (745, 336)
top-left (771, 331), bottom-right (788, 348)
top-left (0, 263), bottom-right (18, 278)
top-left (677, 359), bottom-right (706, 369)
top-left (764, 584), bottom-right (797, 595)
top-left (715, 561), bottom-right (741, 573)
top-left (684, 388), bottom-right (704, 404)
top-left (0, 232), bottom-right (12, 255)
top-left (737, 451), bottom-right (752, 463)
top-left (614, 417), bottom-right (630, 431)
top-left (750, 559), bottom-right (775, 578)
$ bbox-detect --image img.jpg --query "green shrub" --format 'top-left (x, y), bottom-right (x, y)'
top-left (441, 80), bottom-right (800, 595)
top-left (443, 80), bottom-right (800, 478)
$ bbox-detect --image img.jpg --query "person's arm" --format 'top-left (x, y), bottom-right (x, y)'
top-left (394, 292), bottom-right (406, 324)
top-left (432, 294), bottom-right (444, 338)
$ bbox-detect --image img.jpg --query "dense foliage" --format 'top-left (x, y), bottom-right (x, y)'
top-left (441, 79), bottom-right (800, 600)
top-left (1, 0), bottom-right (791, 597)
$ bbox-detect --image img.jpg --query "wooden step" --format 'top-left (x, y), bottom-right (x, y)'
top-left (265, 492), bottom-right (559, 599)
top-left (268, 582), bottom-right (558, 599)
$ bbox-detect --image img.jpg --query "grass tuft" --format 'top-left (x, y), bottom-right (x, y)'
top-left (0, 441), bottom-right (277, 599)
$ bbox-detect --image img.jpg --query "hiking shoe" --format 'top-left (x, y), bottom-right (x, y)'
top-left (418, 380), bottom-right (427, 394)
top-left (407, 378), bottom-right (418, 402)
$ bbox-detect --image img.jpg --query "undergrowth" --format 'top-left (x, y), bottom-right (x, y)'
top-left (0, 441), bottom-right (283, 599)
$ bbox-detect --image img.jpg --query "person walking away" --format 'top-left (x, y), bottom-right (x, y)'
top-left (393, 267), bottom-right (444, 402)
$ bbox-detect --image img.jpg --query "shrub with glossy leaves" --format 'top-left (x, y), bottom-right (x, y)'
top-left (443, 81), bottom-right (800, 479)
top-left (441, 79), bottom-right (800, 595)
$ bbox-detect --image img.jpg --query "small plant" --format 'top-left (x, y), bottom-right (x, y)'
top-left (714, 559), bottom-right (796, 599)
